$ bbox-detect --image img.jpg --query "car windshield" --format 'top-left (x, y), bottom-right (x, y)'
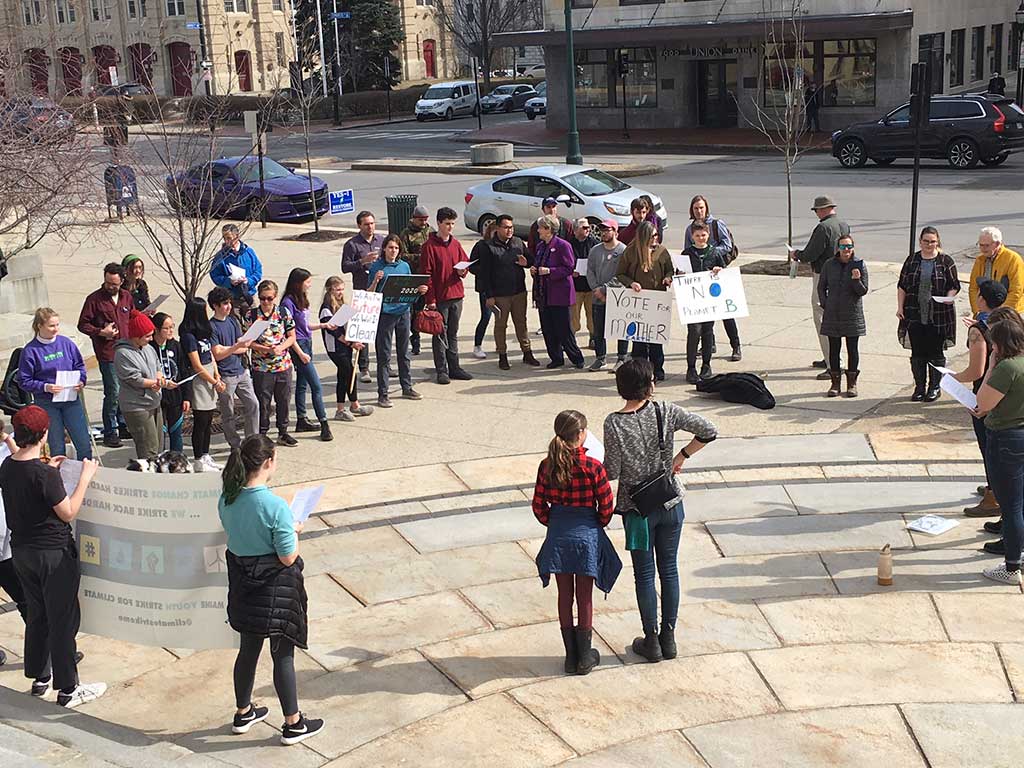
top-left (232, 159), bottom-right (293, 183)
top-left (1004, 102), bottom-right (1024, 118)
top-left (562, 169), bottom-right (630, 196)
top-left (423, 87), bottom-right (454, 99)
top-left (536, 82), bottom-right (547, 96)
top-left (490, 86), bottom-right (515, 95)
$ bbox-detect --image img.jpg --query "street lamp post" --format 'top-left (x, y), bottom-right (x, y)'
top-left (563, 0), bottom-right (582, 165)
top-left (1016, 1), bottom-right (1024, 106)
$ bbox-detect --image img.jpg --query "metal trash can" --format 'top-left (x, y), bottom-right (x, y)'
top-left (385, 194), bottom-right (418, 235)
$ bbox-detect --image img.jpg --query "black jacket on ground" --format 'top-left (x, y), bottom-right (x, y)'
top-left (476, 235), bottom-right (529, 298)
top-left (226, 551), bottom-right (308, 648)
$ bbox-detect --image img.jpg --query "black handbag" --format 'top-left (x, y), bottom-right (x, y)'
top-left (627, 401), bottom-right (677, 517)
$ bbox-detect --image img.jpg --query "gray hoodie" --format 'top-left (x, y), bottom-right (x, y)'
top-left (113, 338), bottom-right (162, 412)
top-left (586, 240), bottom-right (626, 305)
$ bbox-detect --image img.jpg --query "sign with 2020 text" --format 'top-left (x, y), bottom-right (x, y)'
top-left (605, 287), bottom-right (673, 344)
top-left (672, 269), bottom-right (749, 324)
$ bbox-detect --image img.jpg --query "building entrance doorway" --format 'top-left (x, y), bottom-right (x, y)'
top-left (697, 59), bottom-right (738, 128)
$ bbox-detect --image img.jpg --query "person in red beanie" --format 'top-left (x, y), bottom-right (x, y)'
top-left (0, 406), bottom-right (105, 707)
top-left (114, 311), bottom-right (174, 458)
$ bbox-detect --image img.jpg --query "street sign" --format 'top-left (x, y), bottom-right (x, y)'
top-left (186, 21), bottom-right (201, 29)
top-left (109, 67), bottom-right (119, 86)
top-left (330, 189), bottom-right (354, 215)
top-left (328, 11), bottom-right (351, 19)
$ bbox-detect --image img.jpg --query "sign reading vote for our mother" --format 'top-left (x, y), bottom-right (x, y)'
top-left (672, 269), bottom-right (750, 324)
top-left (605, 287), bottom-right (673, 344)
top-left (345, 290), bottom-right (384, 344)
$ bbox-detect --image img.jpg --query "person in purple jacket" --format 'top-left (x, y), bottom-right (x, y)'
top-left (18, 308), bottom-right (92, 459)
top-left (532, 215), bottom-right (585, 370)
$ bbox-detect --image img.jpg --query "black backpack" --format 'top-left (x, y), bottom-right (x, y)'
top-left (0, 347), bottom-right (33, 416)
top-left (713, 219), bottom-right (739, 265)
top-left (696, 372), bottom-right (775, 410)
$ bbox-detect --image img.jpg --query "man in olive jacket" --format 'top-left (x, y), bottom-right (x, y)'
top-left (792, 195), bottom-right (850, 376)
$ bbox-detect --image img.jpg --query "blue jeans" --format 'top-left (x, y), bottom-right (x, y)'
top-left (630, 501), bottom-right (684, 634)
top-left (38, 399), bottom-right (93, 460)
top-left (98, 360), bottom-right (125, 437)
top-left (376, 311), bottom-right (413, 398)
top-left (592, 302), bottom-right (629, 361)
top-left (987, 428), bottom-right (1024, 567)
top-left (293, 338), bottom-right (326, 422)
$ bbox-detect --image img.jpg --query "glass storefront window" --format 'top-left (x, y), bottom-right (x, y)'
top-left (762, 41), bottom-right (814, 108)
top-left (575, 49), bottom-right (609, 107)
top-left (764, 39), bottom-right (876, 108)
top-left (615, 47), bottom-right (657, 108)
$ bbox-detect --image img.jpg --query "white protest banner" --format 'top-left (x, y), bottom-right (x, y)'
top-left (605, 287), bottom-right (673, 344)
top-left (345, 290), bottom-right (384, 344)
top-left (72, 467), bottom-right (236, 650)
top-left (672, 269), bottom-right (749, 324)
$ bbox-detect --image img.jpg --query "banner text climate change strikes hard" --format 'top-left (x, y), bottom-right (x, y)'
top-left (80, 482), bottom-right (213, 520)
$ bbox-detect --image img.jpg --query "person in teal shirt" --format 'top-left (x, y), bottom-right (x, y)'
top-left (218, 434), bottom-right (325, 746)
top-left (367, 234), bottom-right (427, 408)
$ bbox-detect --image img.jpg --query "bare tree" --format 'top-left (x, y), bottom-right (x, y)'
top-left (434, 0), bottom-right (541, 87)
top-left (736, 0), bottom-right (811, 252)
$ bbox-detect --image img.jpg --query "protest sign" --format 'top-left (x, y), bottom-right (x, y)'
top-left (672, 269), bottom-right (749, 324)
top-left (381, 274), bottom-right (430, 305)
top-left (605, 287), bottom-right (673, 344)
top-left (71, 466), bottom-right (236, 649)
top-left (345, 290), bottom-right (384, 344)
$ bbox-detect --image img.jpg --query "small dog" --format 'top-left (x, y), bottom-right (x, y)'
top-left (126, 450), bottom-right (195, 474)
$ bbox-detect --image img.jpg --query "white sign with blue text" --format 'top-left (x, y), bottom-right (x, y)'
top-left (605, 287), bottom-right (673, 344)
top-left (330, 189), bottom-right (354, 215)
top-left (672, 268), bottom-right (749, 324)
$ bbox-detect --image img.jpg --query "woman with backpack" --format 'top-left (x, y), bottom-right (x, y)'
top-left (532, 409), bottom-right (620, 675)
top-left (684, 195), bottom-right (741, 361)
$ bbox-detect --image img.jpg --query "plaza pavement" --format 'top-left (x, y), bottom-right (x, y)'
top-left (2, 219), bottom-right (1021, 765)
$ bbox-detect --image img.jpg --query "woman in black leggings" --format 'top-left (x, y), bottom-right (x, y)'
top-left (319, 276), bottom-right (374, 422)
top-left (818, 234), bottom-right (868, 398)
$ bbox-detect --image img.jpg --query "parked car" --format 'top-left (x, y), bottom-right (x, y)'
top-left (415, 81), bottom-right (479, 121)
top-left (490, 69), bottom-right (514, 78)
top-left (0, 97), bottom-right (75, 141)
top-left (464, 165), bottom-right (668, 237)
top-left (166, 156), bottom-right (328, 222)
top-left (480, 84), bottom-right (537, 113)
top-left (831, 93), bottom-right (1024, 169)
top-left (522, 64), bottom-right (546, 79)
top-left (90, 83), bottom-right (150, 97)
top-left (524, 81), bottom-right (547, 120)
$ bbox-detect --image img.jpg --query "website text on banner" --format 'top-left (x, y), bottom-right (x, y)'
top-left (672, 269), bottom-right (750, 324)
top-left (62, 463), bottom-right (237, 650)
top-left (605, 287), bottom-right (673, 344)
top-left (345, 290), bottom-right (384, 345)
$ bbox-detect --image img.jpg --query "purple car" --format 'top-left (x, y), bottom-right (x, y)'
top-left (166, 156), bottom-right (329, 222)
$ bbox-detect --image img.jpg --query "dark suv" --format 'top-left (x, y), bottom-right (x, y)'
top-left (831, 93), bottom-right (1024, 169)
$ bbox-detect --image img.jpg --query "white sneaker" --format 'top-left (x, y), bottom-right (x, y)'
top-left (199, 454), bottom-right (222, 472)
top-left (57, 682), bottom-right (107, 708)
top-left (473, 346), bottom-right (487, 359)
top-left (983, 563), bottom-right (1023, 586)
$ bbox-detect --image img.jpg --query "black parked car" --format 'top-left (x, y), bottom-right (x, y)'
top-left (831, 93), bottom-right (1024, 169)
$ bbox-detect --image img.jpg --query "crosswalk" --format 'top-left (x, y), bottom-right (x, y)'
top-left (334, 128), bottom-right (473, 142)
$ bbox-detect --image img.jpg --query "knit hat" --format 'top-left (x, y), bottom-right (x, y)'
top-left (978, 278), bottom-right (1008, 309)
top-left (122, 254), bottom-right (143, 267)
top-left (128, 311), bottom-right (155, 338)
top-left (412, 205), bottom-right (430, 218)
top-left (13, 405), bottom-right (49, 434)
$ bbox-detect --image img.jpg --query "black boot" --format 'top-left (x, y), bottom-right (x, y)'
top-left (560, 628), bottom-right (577, 674)
top-left (910, 357), bottom-right (927, 401)
top-left (632, 631), bottom-right (663, 663)
top-left (411, 334), bottom-right (421, 356)
top-left (295, 417), bottom-right (319, 433)
top-left (319, 421), bottom-right (333, 442)
top-left (923, 358), bottom-right (943, 402)
top-left (658, 625), bottom-right (677, 660)
top-left (498, 353), bottom-right (510, 371)
top-left (575, 627), bottom-right (600, 675)
top-left (523, 351), bottom-right (541, 367)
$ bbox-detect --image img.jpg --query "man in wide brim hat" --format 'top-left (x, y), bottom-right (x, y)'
top-left (811, 195), bottom-right (837, 211)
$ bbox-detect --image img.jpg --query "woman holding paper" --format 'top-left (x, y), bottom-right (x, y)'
top-left (818, 235), bottom-right (868, 398)
top-left (319, 277), bottom-right (374, 422)
top-left (181, 298), bottom-right (224, 471)
top-left (896, 227), bottom-right (960, 402)
top-left (616, 221), bottom-right (674, 382)
top-left (532, 215), bottom-right (586, 370)
top-left (18, 308), bottom-right (92, 460)
top-left (219, 434), bottom-right (325, 745)
top-left (282, 268), bottom-right (332, 443)
top-left (150, 312), bottom-right (192, 455)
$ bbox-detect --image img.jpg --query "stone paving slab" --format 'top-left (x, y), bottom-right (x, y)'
top-left (995, 644), bottom-right (1024, 698)
top-left (395, 506), bottom-right (540, 553)
top-left (820, 549), bottom-right (1020, 596)
top-left (686, 705), bottom-right (926, 768)
top-left (174, 722), bottom-right (327, 768)
top-left (510, 652), bottom-right (780, 753)
top-left (905, 514), bottom-right (991, 551)
top-left (304, 574), bottom-right (363, 620)
top-left (681, 484), bottom-right (797, 522)
top-left (757, 593), bottom-right (947, 645)
top-left (932, 594), bottom-right (1024, 642)
top-left (684, 554), bottom-right (838, 603)
top-left (461, 576), bottom-right (637, 629)
top-left (750, 643), bottom-right (1011, 710)
top-left (448, 454), bottom-right (547, 491)
top-left (421, 622), bottom-right (618, 699)
top-left (902, 703), bottom-right (1024, 768)
top-left (684, 434), bottom-right (874, 469)
top-left (557, 731), bottom-right (707, 767)
top-left (784, 481), bottom-right (977, 515)
top-left (706, 513), bottom-right (914, 557)
top-left (422, 489), bottom-right (531, 513)
top-left (304, 591), bottom-right (490, 672)
top-left (299, 526), bottom-right (419, 576)
top-left (321, 499), bottom-right (430, 528)
top-left (323, 694), bottom-right (574, 768)
top-left (822, 463), bottom-right (930, 479)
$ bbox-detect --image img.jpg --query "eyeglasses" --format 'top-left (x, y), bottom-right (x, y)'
top-left (921, 239), bottom-right (939, 245)
top-left (258, 295), bottom-right (275, 302)
top-left (837, 244), bottom-right (855, 251)
top-left (498, 223), bottom-right (514, 229)
top-left (578, 226), bottom-right (590, 230)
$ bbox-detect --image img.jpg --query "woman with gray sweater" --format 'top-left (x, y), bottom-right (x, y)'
top-left (603, 358), bottom-right (717, 662)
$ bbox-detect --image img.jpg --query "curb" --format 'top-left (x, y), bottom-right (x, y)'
top-left (330, 116), bottom-right (419, 131)
top-left (348, 159), bottom-right (664, 177)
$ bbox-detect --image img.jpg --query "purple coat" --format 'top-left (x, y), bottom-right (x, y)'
top-left (534, 235), bottom-right (576, 308)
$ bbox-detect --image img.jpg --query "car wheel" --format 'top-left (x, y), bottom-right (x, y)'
top-left (445, 108), bottom-right (453, 121)
top-left (947, 138), bottom-right (980, 169)
top-left (477, 214), bottom-right (497, 235)
top-left (871, 157), bottom-right (895, 166)
top-left (416, 115), bottom-right (425, 122)
top-left (837, 138), bottom-right (867, 168)
top-left (980, 153), bottom-right (1009, 166)
top-left (526, 112), bottom-right (536, 120)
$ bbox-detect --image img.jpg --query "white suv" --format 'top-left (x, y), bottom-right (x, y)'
top-left (415, 81), bottom-right (479, 122)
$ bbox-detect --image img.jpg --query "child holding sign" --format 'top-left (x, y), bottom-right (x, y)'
top-left (319, 277), bottom-right (374, 422)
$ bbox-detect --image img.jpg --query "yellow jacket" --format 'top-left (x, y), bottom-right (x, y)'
top-left (969, 245), bottom-right (1024, 314)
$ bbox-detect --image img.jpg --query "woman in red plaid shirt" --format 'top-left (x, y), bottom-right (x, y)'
top-left (533, 410), bottom-right (622, 676)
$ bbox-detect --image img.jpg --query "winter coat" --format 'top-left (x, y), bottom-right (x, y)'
top-left (226, 551), bottom-right (308, 649)
top-left (77, 287), bottom-right (134, 363)
top-left (794, 213), bottom-right (851, 274)
top-left (211, 242), bottom-right (262, 299)
top-left (476, 235), bottom-right (529, 298)
top-left (533, 235), bottom-right (576, 308)
top-left (818, 256), bottom-right (868, 337)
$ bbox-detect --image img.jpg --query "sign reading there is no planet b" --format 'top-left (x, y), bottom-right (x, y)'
top-left (672, 269), bottom-right (749, 325)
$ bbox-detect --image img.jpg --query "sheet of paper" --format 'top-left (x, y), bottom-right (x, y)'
top-left (670, 253), bottom-right (691, 273)
top-left (785, 243), bottom-right (796, 252)
top-left (929, 363), bottom-right (956, 376)
top-left (939, 373), bottom-right (978, 410)
top-left (176, 373), bottom-right (199, 385)
top-left (53, 370), bottom-right (81, 402)
top-left (453, 260), bottom-right (477, 271)
top-left (227, 264), bottom-right (247, 282)
top-left (238, 319), bottom-right (271, 343)
top-left (931, 295), bottom-right (956, 304)
top-left (59, 458), bottom-right (83, 495)
top-left (574, 258), bottom-right (588, 277)
top-left (582, 431), bottom-right (605, 463)
top-left (290, 485), bottom-right (325, 524)
top-left (906, 514), bottom-right (959, 536)
top-left (788, 258), bottom-right (799, 279)
top-left (329, 305), bottom-right (355, 326)
top-left (143, 294), bottom-right (169, 313)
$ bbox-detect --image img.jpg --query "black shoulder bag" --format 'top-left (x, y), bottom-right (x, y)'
top-left (627, 401), bottom-right (677, 517)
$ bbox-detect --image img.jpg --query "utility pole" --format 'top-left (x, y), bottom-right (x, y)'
top-left (1016, 2), bottom-right (1024, 107)
top-left (563, 0), bottom-right (582, 165)
top-left (314, 0), bottom-right (328, 97)
top-left (331, 0), bottom-right (344, 125)
top-left (908, 60), bottom-right (932, 262)
top-left (618, 49), bottom-right (629, 140)
top-left (195, 0), bottom-right (211, 96)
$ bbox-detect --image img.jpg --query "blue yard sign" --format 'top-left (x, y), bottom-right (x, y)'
top-left (330, 189), bottom-right (354, 215)
top-left (328, 11), bottom-right (351, 19)
top-left (185, 21), bottom-right (201, 29)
